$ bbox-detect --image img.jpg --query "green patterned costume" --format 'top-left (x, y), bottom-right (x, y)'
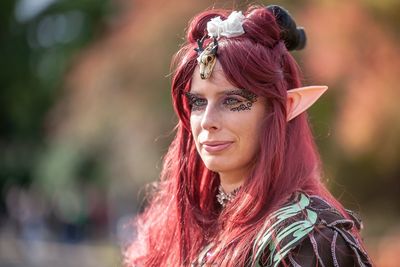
top-left (195, 192), bottom-right (372, 266)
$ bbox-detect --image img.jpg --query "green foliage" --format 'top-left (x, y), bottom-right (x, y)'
top-left (0, 0), bottom-right (113, 190)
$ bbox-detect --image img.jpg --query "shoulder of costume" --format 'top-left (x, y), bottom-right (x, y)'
top-left (251, 192), bottom-right (372, 267)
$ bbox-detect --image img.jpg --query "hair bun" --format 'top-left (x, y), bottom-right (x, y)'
top-left (266, 5), bottom-right (306, 51)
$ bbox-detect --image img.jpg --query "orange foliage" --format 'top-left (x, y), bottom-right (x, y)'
top-left (301, 2), bottom-right (400, 162)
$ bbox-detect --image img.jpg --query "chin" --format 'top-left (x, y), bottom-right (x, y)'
top-left (202, 157), bottom-right (232, 173)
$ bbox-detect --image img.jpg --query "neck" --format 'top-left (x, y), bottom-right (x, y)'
top-left (219, 168), bottom-right (249, 193)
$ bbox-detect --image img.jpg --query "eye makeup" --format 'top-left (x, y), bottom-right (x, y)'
top-left (184, 92), bottom-right (207, 111)
top-left (184, 89), bottom-right (258, 112)
top-left (225, 89), bottom-right (258, 111)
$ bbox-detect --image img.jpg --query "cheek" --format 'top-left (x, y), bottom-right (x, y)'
top-left (238, 121), bottom-right (262, 155)
top-left (236, 111), bottom-right (265, 156)
top-left (190, 116), bottom-right (201, 144)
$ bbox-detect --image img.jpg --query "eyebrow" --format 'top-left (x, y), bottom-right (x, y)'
top-left (188, 88), bottom-right (246, 97)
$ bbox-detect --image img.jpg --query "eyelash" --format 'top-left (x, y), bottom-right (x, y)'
top-left (185, 94), bottom-right (243, 111)
top-left (223, 97), bottom-right (241, 106)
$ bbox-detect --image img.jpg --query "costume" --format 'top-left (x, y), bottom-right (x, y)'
top-left (195, 192), bottom-right (372, 266)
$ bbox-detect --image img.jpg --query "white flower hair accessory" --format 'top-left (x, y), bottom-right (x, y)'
top-left (207, 11), bottom-right (245, 38)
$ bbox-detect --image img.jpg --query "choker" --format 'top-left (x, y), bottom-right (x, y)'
top-left (216, 185), bottom-right (241, 207)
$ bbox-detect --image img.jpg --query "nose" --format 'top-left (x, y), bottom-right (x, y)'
top-left (200, 103), bottom-right (220, 131)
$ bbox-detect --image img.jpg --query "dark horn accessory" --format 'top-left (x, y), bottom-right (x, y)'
top-left (267, 5), bottom-right (307, 51)
top-left (194, 35), bottom-right (207, 56)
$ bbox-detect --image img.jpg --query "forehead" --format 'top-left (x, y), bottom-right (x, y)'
top-left (190, 61), bottom-right (236, 94)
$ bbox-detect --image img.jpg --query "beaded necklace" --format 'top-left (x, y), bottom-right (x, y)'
top-left (216, 185), bottom-right (241, 207)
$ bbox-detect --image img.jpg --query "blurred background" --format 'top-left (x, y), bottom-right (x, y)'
top-left (1, 0), bottom-right (399, 266)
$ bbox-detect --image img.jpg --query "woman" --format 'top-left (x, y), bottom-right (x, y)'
top-left (125, 5), bottom-right (372, 267)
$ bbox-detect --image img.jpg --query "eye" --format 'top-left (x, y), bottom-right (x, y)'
top-left (186, 95), bottom-right (207, 111)
top-left (206, 55), bottom-right (213, 62)
top-left (192, 98), bottom-right (207, 107)
top-left (223, 97), bottom-right (241, 106)
top-left (184, 92), bottom-right (207, 110)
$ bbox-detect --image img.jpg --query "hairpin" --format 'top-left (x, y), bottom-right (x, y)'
top-left (195, 37), bottom-right (218, 79)
top-left (194, 11), bottom-right (245, 79)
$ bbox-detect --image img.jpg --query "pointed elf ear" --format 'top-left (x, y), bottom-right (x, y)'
top-left (286, 86), bottom-right (328, 121)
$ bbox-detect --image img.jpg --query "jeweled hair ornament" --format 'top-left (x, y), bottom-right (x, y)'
top-left (195, 11), bottom-right (245, 79)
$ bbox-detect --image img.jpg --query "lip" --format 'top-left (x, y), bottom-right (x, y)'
top-left (201, 141), bottom-right (233, 153)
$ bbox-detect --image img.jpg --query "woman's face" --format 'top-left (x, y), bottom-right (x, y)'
top-left (188, 61), bottom-right (267, 181)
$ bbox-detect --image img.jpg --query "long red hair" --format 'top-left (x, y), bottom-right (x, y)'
top-left (125, 6), bottom-right (345, 266)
